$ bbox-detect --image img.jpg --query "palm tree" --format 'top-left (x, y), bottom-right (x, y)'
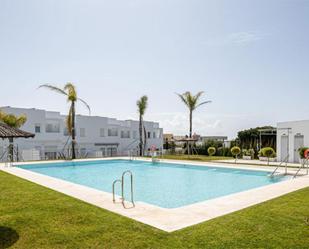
top-left (0, 110), bottom-right (27, 161)
top-left (137, 95), bottom-right (148, 156)
top-left (176, 91), bottom-right (211, 138)
top-left (176, 91), bottom-right (211, 155)
top-left (39, 83), bottom-right (90, 159)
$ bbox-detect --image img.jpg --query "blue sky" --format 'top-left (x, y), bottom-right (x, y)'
top-left (0, 0), bottom-right (308, 138)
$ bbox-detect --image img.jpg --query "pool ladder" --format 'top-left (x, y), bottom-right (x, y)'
top-left (112, 170), bottom-right (135, 209)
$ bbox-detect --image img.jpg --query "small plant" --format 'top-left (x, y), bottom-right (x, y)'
top-left (242, 148), bottom-right (255, 159)
top-left (207, 147), bottom-right (216, 156)
top-left (298, 147), bottom-right (309, 159)
top-left (231, 146), bottom-right (241, 162)
top-left (260, 147), bottom-right (276, 165)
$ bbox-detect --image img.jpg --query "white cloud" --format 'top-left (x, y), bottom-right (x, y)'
top-left (227, 31), bottom-right (266, 44)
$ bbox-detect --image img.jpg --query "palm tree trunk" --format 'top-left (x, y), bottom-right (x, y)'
top-left (71, 101), bottom-right (76, 160)
top-left (143, 126), bottom-right (147, 155)
top-left (188, 110), bottom-right (193, 155)
top-left (139, 115), bottom-right (143, 156)
top-left (189, 110), bottom-right (192, 138)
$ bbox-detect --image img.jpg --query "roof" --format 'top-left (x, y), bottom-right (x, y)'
top-left (0, 122), bottom-right (35, 139)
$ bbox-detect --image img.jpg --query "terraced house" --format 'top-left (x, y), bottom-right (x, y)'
top-left (0, 107), bottom-right (163, 160)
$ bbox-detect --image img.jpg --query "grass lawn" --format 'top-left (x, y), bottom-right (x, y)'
top-left (0, 171), bottom-right (308, 249)
top-left (158, 154), bottom-right (234, 161)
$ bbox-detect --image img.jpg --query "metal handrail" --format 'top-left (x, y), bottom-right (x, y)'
top-left (122, 170), bottom-right (135, 208)
top-left (270, 154), bottom-right (289, 177)
top-left (112, 179), bottom-right (122, 203)
top-left (112, 170), bottom-right (135, 209)
top-left (294, 157), bottom-right (309, 178)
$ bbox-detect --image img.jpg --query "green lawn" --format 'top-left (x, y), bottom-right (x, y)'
top-left (0, 171), bottom-right (308, 249)
top-left (157, 154), bottom-right (234, 161)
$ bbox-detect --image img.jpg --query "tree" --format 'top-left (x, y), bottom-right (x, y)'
top-left (260, 147), bottom-right (276, 165)
top-left (231, 146), bottom-right (241, 163)
top-left (176, 91), bottom-right (211, 138)
top-left (207, 147), bottom-right (216, 156)
top-left (0, 110), bottom-right (27, 161)
top-left (39, 83), bottom-right (90, 159)
top-left (137, 95), bottom-right (148, 156)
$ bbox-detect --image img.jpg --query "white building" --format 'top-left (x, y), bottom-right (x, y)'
top-left (277, 120), bottom-right (309, 163)
top-left (0, 107), bottom-right (163, 160)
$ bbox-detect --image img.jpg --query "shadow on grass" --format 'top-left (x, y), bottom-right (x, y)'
top-left (0, 226), bottom-right (19, 249)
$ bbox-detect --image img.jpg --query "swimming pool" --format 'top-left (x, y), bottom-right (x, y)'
top-left (19, 159), bottom-right (289, 208)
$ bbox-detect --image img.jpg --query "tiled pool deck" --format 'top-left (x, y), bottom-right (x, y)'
top-left (1, 157), bottom-right (308, 232)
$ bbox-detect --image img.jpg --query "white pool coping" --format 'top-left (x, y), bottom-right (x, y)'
top-left (1, 157), bottom-right (308, 232)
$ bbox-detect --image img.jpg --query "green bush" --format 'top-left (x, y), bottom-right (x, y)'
top-left (260, 147), bottom-right (276, 158)
top-left (298, 147), bottom-right (309, 159)
top-left (231, 146), bottom-right (241, 157)
top-left (207, 147), bottom-right (216, 156)
top-left (242, 148), bottom-right (255, 158)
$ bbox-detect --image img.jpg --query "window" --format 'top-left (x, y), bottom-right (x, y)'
top-left (100, 147), bottom-right (106, 156)
top-left (80, 128), bottom-right (86, 137)
top-left (45, 123), bottom-right (60, 133)
top-left (133, 130), bottom-right (138, 139)
top-left (108, 128), bottom-right (118, 136)
top-left (35, 124), bottom-right (41, 133)
top-left (100, 128), bottom-right (105, 137)
top-left (121, 130), bottom-right (130, 139)
top-left (147, 132), bottom-right (151, 139)
top-left (63, 128), bottom-right (69, 136)
top-left (153, 132), bottom-right (156, 139)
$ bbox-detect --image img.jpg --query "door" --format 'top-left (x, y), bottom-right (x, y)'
top-left (280, 135), bottom-right (288, 161)
top-left (294, 135), bottom-right (304, 163)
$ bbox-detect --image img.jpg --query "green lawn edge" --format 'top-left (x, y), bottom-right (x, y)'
top-left (0, 170), bottom-right (308, 249)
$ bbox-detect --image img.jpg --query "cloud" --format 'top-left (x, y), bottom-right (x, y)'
top-left (227, 31), bottom-right (266, 45)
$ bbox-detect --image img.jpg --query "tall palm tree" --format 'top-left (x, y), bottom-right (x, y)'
top-left (137, 95), bottom-right (148, 156)
top-left (176, 91), bottom-right (211, 138)
top-left (39, 83), bottom-right (90, 159)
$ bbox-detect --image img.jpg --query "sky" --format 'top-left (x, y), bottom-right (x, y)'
top-left (0, 0), bottom-right (308, 139)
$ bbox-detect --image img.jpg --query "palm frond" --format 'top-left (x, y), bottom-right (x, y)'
top-left (194, 91), bottom-right (204, 101)
top-left (64, 82), bottom-right (77, 101)
top-left (15, 114), bottom-right (27, 128)
top-left (196, 100), bottom-right (212, 108)
top-left (38, 84), bottom-right (67, 96)
top-left (78, 98), bottom-right (91, 115)
top-left (175, 93), bottom-right (190, 108)
top-left (137, 95), bottom-right (148, 116)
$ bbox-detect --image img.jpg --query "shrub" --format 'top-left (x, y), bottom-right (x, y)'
top-left (242, 148), bottom-right (255, 158)
top-left (260, 147), bottom-right (276, 165)
top-left (207, 147), bottom-right (216, 156)
top-left (261, 147), bottom-right (276, 158)
top-left (298, 147), bottom-right (309, 159)
top-left (231, 146), bottom-right (241, 157)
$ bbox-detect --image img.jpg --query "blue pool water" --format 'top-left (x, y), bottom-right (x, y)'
top-left (19, 160), bottom-right (289, 208)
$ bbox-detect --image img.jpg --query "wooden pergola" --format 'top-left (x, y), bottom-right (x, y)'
top-left (0, 122), bottom-right (35, 162)
top-left (174, 137), bottom-right (199, 155)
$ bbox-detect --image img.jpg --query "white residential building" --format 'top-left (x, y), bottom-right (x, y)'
top-left (277, 120), bottom-right (309, 163)
top-left (0, 107), bottom-right (163, 160)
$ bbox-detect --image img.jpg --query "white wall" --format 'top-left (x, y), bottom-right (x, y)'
top-left (0, 107), bottom-right (163, 160)
top-left (277, 120), bottom-right (309, 163)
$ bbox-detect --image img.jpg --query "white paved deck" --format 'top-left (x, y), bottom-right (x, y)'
top-left (1, 158), bottom-right (308, 232)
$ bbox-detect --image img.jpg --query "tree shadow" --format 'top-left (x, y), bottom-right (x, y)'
top-left (0, 226), bottom-right (19, 249)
